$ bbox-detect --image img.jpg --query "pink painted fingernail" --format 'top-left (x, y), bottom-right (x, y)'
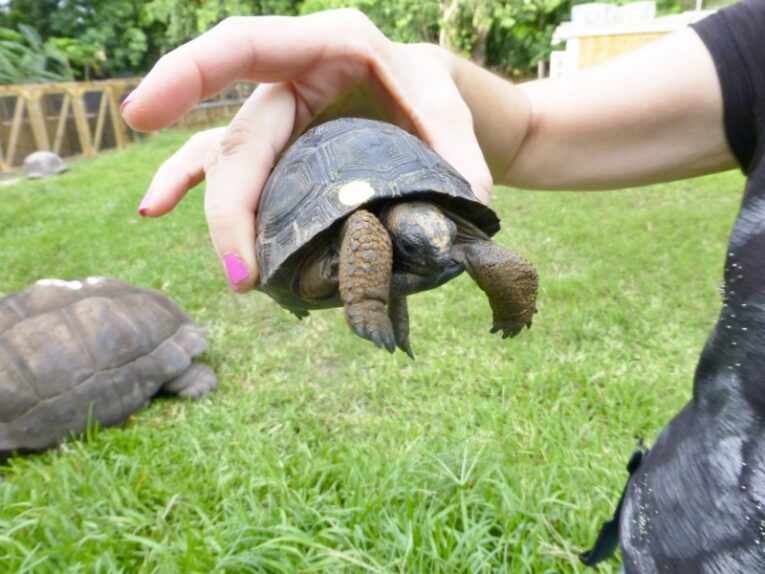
top-left (138, 189), bottom-right (152, 216)
top-left (223, 253), bottom-right (250, 291)
top-left (120, 90), bottom-right (135, 114)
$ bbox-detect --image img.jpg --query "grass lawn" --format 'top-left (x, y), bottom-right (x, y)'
top-left (0, 129), bottom-right (744, 573)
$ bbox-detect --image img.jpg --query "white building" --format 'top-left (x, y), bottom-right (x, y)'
top-left (550, 2), bottom-right (714, 77)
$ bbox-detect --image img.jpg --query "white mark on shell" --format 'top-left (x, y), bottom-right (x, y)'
top-left (36, 278), bottom-right (84, 290)
top-left (337, 180), bottom-right (375, 206)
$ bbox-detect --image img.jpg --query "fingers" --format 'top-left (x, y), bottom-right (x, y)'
top-left (139, 128), bottom-right (224, 217)
top-left (122, 9), bottom-right (491, 203)
top-left (128, 9), bottom-right (494, 299)
top-left (121, 9), bottom-right (381, 132)
top-left (203, 82), bottom-right (297, 292)
top-left (376, 43), bottom-right (494, 203)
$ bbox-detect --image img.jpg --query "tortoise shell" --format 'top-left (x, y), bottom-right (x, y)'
top-left (255, 118), bottom-right (500, 290)
top-left (0, 277), bottom-right (215, 459)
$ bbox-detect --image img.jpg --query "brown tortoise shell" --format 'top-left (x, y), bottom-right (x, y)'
top-left (255, 118), bottom-right (500, 310)
top-left (0, 278), bottom-right (214, 459)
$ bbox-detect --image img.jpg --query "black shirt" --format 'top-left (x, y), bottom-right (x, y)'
top-left (693, 0), bottom-right (765, 174)
top-left (617, 1), bottom-right (765, 571)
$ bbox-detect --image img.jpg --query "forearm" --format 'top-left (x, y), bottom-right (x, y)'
top-left (449, 28), bottom-right (737, 191)
top-left (448, 50), bottom-right (533, 186)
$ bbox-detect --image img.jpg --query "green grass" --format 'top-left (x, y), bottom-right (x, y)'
top-left (0, 129), bottom-right (744, 573)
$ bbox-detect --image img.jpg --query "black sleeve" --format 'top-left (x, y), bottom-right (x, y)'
top-left (691, 0), bottom-right (765, 173)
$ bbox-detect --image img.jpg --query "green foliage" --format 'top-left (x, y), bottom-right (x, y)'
top-left (46, 37), bottom-right (105, 81)
top-left (0, 128), bottom-right (744, 572)
top-left (0, 0), bottom-right (730, 80)
top-left (486, 0), bottom-right (572, 74)
top-left (143, 0), bottom-right (202, 54)
top-left (45, 0), bottom-right (155, 78)
top-left (145, 0), bottom-right (302, 53)
top-left (0, 0), bottom-right (160, 79)
top-left (0, 0), bottom-right (60, 39)
top-left (0, 24), bottom-right (73, 84)
top-left (300, 0), bottom-right (441, 43)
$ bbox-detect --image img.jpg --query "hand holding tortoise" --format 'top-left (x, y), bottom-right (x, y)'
top-left (121, 9), bottom-right (495, 292)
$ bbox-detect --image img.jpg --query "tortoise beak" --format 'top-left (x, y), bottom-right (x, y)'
top-left (435, 253), bottom-right (453, 270)
top-left (438, 259), bottom-right (464, 283)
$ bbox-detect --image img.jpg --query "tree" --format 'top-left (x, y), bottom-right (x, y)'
top-left (485, 0), bottom-right (572, 78)
top-left (0, 0), bottom-right (61, 39)
top-left (0, 0), bottom-right (160, 79)
top-left (0, 25), bottom-right (73, 84)
top-left (145, 0), bottom-right (302, 53)
top-left (0, 0), bottom-right (729, 80)
top-left (300, 0), bottom-right (441, 44)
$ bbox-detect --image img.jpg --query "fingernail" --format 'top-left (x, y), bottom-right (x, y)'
top-left (223, 253), bottom-right (250, 291)
top-left (120, 90), bottom-right (135, 114)
top-left (138, 189), bottom-right (152, 216)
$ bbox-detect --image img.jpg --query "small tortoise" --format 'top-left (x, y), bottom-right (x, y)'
top-left (0, 277), bottom-right (216, 461)
top-left (255, 118), bottom-right (538, 357)
top-left (23, 150), bottom-right (67, 179)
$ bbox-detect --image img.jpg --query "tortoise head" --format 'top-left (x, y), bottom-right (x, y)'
top-left (381, 201), bottom-right (459, 275)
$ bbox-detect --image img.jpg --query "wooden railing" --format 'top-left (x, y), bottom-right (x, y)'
top-left (0, 79), bottom-right (254, 173)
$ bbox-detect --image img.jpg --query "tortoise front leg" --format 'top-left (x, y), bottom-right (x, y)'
top-left (456, 240), bottom-right (538, 339)
top-left (339, 209), bottom-right (396, 353)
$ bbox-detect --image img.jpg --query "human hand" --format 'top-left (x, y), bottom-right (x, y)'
top-left (121, 9), bottom-right (492, 292)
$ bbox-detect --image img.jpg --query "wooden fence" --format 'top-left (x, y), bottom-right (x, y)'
top-left (0, 79), bottom-right (254, 173)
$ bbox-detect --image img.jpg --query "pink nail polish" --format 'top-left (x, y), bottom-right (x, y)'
top-left (138, 189), bottom-right (152, 216)
top-left (120, 90), bottom-right (135, 114)
top-left (223, 254), bottom-right (250, 291)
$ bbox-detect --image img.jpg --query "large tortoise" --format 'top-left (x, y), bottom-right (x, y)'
top-left (0, 277), bottom-right (216, 461)
top-left (255, 118), bottom-right (539, 357)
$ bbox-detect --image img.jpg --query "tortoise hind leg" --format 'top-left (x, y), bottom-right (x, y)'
top-left (339, 209), bottom-right (396, 353)
top-left (389, 296), bottom-right (414, 359)
top-left (162, 363), bottom-right (218, 399)
top-left (457, 240), bottom-right (538, 339)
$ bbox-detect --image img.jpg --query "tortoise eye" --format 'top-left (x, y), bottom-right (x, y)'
top-left (398, 238), bottom-right (415, 255)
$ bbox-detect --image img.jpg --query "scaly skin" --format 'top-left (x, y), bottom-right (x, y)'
top-left (338, 209), bottom-right (396, 352)
top-left (457, 240), bottom-right (538, 338)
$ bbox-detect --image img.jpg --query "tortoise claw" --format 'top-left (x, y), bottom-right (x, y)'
top-left (491, 323), bottom-right (525, 339)
top-left (370, 330), bottom-right (395, 353)
top-left (290, 309), bottom-right (310, 320)
top-left (491, 306), bottom-right (536, 340)
top-left (346, 301), bottom-right (396, 354)
top-left (399, 340), bottom-right (414, 360)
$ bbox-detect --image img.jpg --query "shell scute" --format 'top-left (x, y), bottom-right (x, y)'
top-left (73, 373), bottom-right (126, 428)
top-left (101, 364), bottom-right (153, 418)
top-left (149, 336), bottom-right (194, 380)
top-left (6, 390), bottom-right (80, 451)
top-left (0, 346), bottom-right (37, 423)
top-left (68, 297), bottom-right (149, 371)
top-left (5, 311), bottom-right (93, 399)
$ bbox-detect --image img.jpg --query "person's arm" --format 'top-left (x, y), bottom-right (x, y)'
top-left (122, 10), bottom-right (737, 290)
top-left (449, 28), bottom-right (736, 190)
